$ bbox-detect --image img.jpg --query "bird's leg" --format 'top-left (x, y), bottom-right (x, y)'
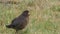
top-left (15, 30), bottom-right (22, 34)
top-left (15, 30), bottom-right (18, 34)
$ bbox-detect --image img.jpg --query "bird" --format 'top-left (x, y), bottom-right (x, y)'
top-left (6, 10), bottom-right (29, 33)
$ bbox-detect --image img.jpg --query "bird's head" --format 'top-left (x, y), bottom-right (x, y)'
top-left (22, 10), bottom-right (29, 16)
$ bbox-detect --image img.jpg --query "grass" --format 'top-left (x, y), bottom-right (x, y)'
top-left (0, 0), bottom-right (60, 34)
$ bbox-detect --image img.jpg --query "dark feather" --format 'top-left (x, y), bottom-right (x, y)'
top-left (6, 10), bottom-right (29, 31)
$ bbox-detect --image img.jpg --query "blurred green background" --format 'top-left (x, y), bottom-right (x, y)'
top-left (0, 0), bottom-right (60, 34)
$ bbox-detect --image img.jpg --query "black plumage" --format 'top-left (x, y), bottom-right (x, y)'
top-left (6, 10), bottom-right (29, 32)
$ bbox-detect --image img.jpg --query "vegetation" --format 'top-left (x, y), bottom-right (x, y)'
top-left (0, 0), bottom-right (60, 34)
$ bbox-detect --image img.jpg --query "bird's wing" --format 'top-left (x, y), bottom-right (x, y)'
top-left (12, 18), bottom-right (17, 23)
top-left (11, 17), bottom-right (23, 26)
top-left (11, 18), bottom-right (19, 26)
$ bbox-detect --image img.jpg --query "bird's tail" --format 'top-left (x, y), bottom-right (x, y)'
top-left (6, 25), bottom-right (12, 28)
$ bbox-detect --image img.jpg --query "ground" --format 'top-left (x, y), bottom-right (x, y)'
top-left (0, 0), bottom-right (60, 34)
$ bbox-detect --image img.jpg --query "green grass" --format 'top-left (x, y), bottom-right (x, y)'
top-left (0, 0), bottom-right (60, 34)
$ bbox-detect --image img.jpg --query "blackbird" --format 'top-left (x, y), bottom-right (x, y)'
top-left (6, 10), bottom-right (29, 33)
